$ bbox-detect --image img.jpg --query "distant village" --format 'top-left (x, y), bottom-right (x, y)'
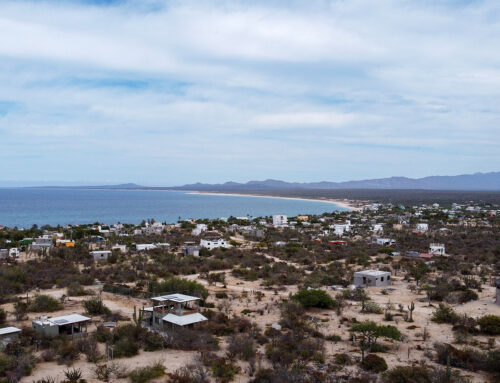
top-left (0, 199), bottom-right (499, 383)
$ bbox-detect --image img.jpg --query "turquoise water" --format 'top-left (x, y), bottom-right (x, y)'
top-left (0, 188), bottom-right (346, 227)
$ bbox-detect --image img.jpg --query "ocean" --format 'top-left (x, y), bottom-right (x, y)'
top-left (0, 188), bottom-right (347, 228)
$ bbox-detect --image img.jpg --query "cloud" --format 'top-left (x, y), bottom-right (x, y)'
top-left (0, 0), bottom-right (499, 184)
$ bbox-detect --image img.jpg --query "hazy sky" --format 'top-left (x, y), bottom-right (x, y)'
top-left (0, 0), bottom-right (499, 186)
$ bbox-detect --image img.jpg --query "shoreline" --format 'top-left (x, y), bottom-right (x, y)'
top-left (186, 191), bottom-right (360, 211)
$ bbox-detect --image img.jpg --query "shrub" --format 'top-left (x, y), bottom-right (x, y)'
top-left (0, 309), bottom-right (6, 324)
top-left (67, 283), bottom-right (91, 297)
top-left (63, 368), bottom-right (83, 383)
top-left (341, 288), bottom-right (369, 301)
top-left (362, 354), bottom-right (388, 372)
top-left (431, 304), bottom-right (460, 324)
top-left (149, 277), bottom-right (208, 300)
top-left (478, 315), bottom-right (500, 335)
top-left (363, 301), bottom-right (383, 314)
top-left (129, 362), bottom-right (165, 383)
top-left (208, 357), bottom-right (240, 383)
top-left (83, 297), bottom-right (110, 316)
top-left (29, 295), bottom-right (63, 312)
top-left (227, 336), bottom-right (255, 361)
top-left (334, 353), bottom-right (350, 365)
top-left (113, 338), bottom-right (139, 358)
top-left (57, 342), bottom-right (80, 365)
top-left (75, 337), bottom-right (101, 363)
top-left (382, 366), bottom-right (431, 383)
top-left (291, 289), bottom-right (337, 309)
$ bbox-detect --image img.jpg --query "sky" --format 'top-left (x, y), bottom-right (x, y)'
top-left (0, 0), bottom-right (499, 186)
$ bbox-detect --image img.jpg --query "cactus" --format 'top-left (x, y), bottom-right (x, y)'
top-left (407, 301), bottom-right (415, 322)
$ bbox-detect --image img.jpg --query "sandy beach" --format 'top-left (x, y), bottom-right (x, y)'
top-left (186, 191), bottom-right (361, 211)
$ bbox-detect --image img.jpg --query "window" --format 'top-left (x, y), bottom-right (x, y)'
top-left (387, 275), bottom-right (391, 280)
top-left (381, 277), bottom-right (384, 282)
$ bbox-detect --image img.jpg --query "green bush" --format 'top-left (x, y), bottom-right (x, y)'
top-left (29, 295), bottom-right (63, 312)
top-left (129, 362), bottom-right (165, 383)
top-left (291, 289), bottom-right (337, 309)
top-left (0, 309), bottom-right (6, 324)
top-left (382, 366), bottom-right (431, 383)
top-left (362, 353), bottom-right (388, 372)
top-left (66, 283), bottom-right (90, 297)
top-left (113, 338), bottom-right (139, 358)
top-left (363, 301), bottom-right (383, 314)
top-left (149, 277), bottom-right (208, 300)
top-left (431, 304), bottom-right (460, 324)
top-left (83, 297), bottom-right (110, 316)
top-left (478, 315), bottom-right (500, 335)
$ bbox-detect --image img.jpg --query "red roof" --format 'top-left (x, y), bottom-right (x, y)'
top-left (419, 253), bottom-right (434, 259)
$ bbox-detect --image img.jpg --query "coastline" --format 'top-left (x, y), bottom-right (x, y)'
top-left (186, 191), bottom-right (361, 211)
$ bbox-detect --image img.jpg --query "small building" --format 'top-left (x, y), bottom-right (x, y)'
top-left (32, 314), bottom-right (91, 337)
top-left (0, 327), bottom-right (21, 347)
top-left (376, 238), bottom-right (396, 246)
top-left (429, 243), bottom-right (445, 256)
top-left (372, 224), bottom-right (383, 233)
top-left (56, 239), bottom-right (75, 247)
top-left (416, 223), bottom-right (429, 232)
top-left (90, 250), bottom-right (112, 261)
top-left (0, 249), bottom-right (8, 259)
top-left (141, 293), bottom-right (207, 331)
top-left (192, 224), bottom-right (208, 236)
top-left (272, 215), bottom-right (288, 228)
top-left (111, 244), bottom-right (127, 253)
top-left (353, 270), bottom-right (391, 287)
top-left (182, 243), bottom-right (200, 257)
top-left (200, 238), bottom-right (227, 250)
top-left (406, 250), bottom-right (420, 258)
top-left (136, 244), bottom-right (157, 251)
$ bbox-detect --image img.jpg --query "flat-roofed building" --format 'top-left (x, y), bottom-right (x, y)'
top-left (32, 314), bottom-right (90, 337)
top-left (353, 270), bottom-right (391, 287)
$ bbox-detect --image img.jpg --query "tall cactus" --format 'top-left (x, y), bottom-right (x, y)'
top-left (407, 301), bottom-right (415, 322)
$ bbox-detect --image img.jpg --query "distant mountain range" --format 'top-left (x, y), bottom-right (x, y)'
top-left (15, 171), bottom-right (500, 191)
top-left (170, 172), bottom-right (500, 191)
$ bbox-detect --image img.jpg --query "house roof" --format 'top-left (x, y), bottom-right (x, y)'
top-left (34, 314), bottom-right (91, 326)
top-left (0, 327), bottom-right (21, 336)
top-left (354, 269), bottom-right (390, 277)
top-left (419, 253), bottom-right (434, 259)
top-left (151, 293), bottom-right (201, 303)
top-left (162, 312), bottom-right (207, 326)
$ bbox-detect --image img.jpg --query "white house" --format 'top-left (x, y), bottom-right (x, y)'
top-left (353, 270), bottom-right (391, 287)
top-left (429, 243), bottom-right (445, 256)
top-left (331, 221), bottom-right (351, 236)
top-left (416, 223), bottom-right (429, 232)
top-left (136, 244), bottom-right (157, 251)
top-left (376, 238), bottom-right (396, 246)
top-left (200, 238), bottom-right (227, 250)
top-left (0, 327), bottom-right (21, 347)
top-left (32, 314), bottom-right (91, 337)
top-left (90, 250), bottom-right (111, 261)
top-left (8, 248), bottom-right (20, 257)
top-left (272, 215), bottom-right (288, 228)
top-left (192, 224), bottom-right (208, 236)
top-left (372, 224), bottom-right (383, 233)
top-left (111, 244), bottom-right (127, 253)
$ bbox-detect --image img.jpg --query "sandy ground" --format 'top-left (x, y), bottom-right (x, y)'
top-left (187, 191), bottom-right (361, 211)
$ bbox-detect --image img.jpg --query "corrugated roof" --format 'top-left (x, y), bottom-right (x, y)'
top-left (152, 293), bottom-right (201, 303)
top-left (0, 327), bottom-right (21, 336)
top-left (162, 313), bottom-right (207, 326)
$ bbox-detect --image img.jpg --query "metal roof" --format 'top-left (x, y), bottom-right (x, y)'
top-left (162, 312), bottom-right (207, 326)
top-left (354, 269), bottom-right (390, 277)
top-left (151, 293), bottom-right (201, 303)
top-left (34, 314), bottom-right (91, 326)
top-left (0, 327), bottom-right (21, 336)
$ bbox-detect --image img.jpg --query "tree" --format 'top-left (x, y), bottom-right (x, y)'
top-left (350, 321), bottom-right (401, 362)
top-left (291, 289), bottom-right (337, 309)
top-left (408, 263), bottom-right (430, 286)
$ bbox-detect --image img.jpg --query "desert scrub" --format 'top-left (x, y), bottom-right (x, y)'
top-left (291, 289), bottom-right (337, 308)
top-left (129, 361), bottom-right (165, 383)
top-left (83, 297), bottom-right (110, 316)
top-left (28, 295), bottom-right (63, 312)
top-left (478, 315), bottom-right (500, 335)
top-left (362, 301), bottom-right (383, 314)
top-left (362, 354), bottom-right (388, 372)
top-left (431, 303), bottom-right (460, 324)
